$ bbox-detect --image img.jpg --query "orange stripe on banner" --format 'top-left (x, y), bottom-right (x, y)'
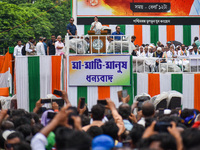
top-left (102, 25), bottom-right (109, 27)
top-left (0, 52), bottom-right (13, 74)
top-left (52, 56), bottom-right (61, 93)
top-left (194, 74), bottom-right (200, 111)
top-left (134, 25), bottom-right (142, 46)
top-left (0, 87), bottom-right (9, 97)
top-left (167, 25), bottom-right (175, 42)
top-left (98, 87), bottom-right (110, 99)
top-left (148, 74), bottom-right (160, 97)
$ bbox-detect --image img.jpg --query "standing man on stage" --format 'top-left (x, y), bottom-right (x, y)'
top-left (110, 26), bottom-right (124, 41)
top-left (67, 17), bottom-right (77, 39)
top-left (14, 40), bottom-right (23, 57)
top-left (47, 35), bottom-right (56, 55)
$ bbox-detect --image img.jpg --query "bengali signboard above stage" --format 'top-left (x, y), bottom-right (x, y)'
top-left (75, 0), bottom-right (200, 25)
top-left (69, 55), bottom-right (131, 86)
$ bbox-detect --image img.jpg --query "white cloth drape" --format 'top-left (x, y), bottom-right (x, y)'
top-left (15, 57), bottom-right (29, 111)
top-left (137, 73), bottom-right (148, 95)
top-left (40, 56), bottom-right (52, 98)
top-left (183, 74), bottom-right (194, 109)
top-left (87, 86), bottom-right (98, 111)
top-left (159, 25), bottom-right (167, 45)
top-left (160, 73), bottom-right (171, 93)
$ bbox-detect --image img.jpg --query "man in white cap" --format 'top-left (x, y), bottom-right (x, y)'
top-left (188, 46), bottom-right (194, 55)
top-left (153, 47), bottom-right (163, 58)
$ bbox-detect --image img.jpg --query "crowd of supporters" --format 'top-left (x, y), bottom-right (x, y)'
top-left (0, 90), bottom-right (200, 150)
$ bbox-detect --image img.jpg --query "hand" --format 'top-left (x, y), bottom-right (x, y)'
top-left (137, 110), bottom-right (143, 121)
top-left (52, 102), bottom-right (59, 111)
top-left (53, 104), bottom-right (72, 127)
top-left (168, 122), bottom-right (183, 150)
top-left (79, 106), bottom-right (86, 115)
top-left (61, 91), bottom-right (70, 105)
top-left (0, 109), bottom-right (8, 120)
top-left (106, 98), bottom-right (116, 110)
top-left (129, 113), bottom-right (137, 123)
top-left (72, 116), bottom-right (82, 130)
top-left (167, 122), bottom-right (181, 139)
top-left (32, 50), bottom-right (36, 52)
top-left (131, 101), bottom-right (138, 112)
top-left (33, 99), bottom-right (43, 113)
top-left (142, 121), bottom-right (157, 138)
top-left (121, 95), bottom-right (130, 103)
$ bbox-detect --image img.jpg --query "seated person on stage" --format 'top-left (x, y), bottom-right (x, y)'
top-left (178, 44), bottom-right (189, 56)
top-left (67, 17), bottom-right (77, 39)
top-left (167, 45), bottom-right (177, 58)
top-left (153, 47), bottom-right (165, 65)
top-left (153, 47), bottom-right (163, 58)
top-left (192, 43), bottom-right (199, 55)
top-left (90, 16), bottom-right (102, 31)
top-left (110, 26), bottom-right (124, 41)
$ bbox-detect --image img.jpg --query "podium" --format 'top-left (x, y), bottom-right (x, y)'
top-left (88, 30), bottom-right (107, 53)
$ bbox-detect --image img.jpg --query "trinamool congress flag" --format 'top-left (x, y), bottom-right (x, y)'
top-left (0, 52), bottom-right (13, 96)
top-left (15, 56), bottom-right (66, 112)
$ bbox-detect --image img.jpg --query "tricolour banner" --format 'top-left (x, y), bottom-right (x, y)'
top-left (69, 55), bottom-right (131, 86)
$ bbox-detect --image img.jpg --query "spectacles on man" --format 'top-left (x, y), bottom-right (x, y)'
top-left (117, 28), bottom-right (120, 29)
top-left (70, 20), bottom-right (74, 21)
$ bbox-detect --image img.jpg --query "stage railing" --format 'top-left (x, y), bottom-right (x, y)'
top-left (133, 56), bottom-right (200, 73)
top-left (65, 34), bottom-right (133, 55)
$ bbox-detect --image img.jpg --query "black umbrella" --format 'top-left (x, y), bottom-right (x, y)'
top-left (167, 41), bottom-right (182, 47)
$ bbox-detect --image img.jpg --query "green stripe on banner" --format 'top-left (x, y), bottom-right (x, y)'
top-left (77, 87), bottom-right (88, 106)
top-left (183, 25), bottom-right (191, 46)
top-left (123, 56), bottom-right (133, 105)
top-left (118, 25), bottom-right (125, 35)
top-left (28, 57), bottom-right (40, 112)
top-left (150, 25), bottom-right (159, 45)
top-left (171, 74), bottom-right (183, 93)
top-left (84, 25), bottom-right (91, 35)
top-left (133, 73), bottom-right (137, 98)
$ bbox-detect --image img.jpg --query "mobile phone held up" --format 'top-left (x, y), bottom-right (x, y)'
top-left (97, 99), bottom-right (107, 106)
top-left (53, 89), bottom-right (62, 97)
top-left (80, 98), bottom-right (85, 109)
top-left (154, 122), bottom-right (172, 133)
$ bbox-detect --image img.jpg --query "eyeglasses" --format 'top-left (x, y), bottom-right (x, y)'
top-left (70, 20), bottom-right (74, 21)
top-left (117, 28), bottom-right (121, 29)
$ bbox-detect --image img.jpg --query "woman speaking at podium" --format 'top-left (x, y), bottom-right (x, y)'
top-left (90, 16), bottom-right (102, 31)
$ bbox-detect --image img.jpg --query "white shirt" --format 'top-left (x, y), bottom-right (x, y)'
top-left (178, 50), bottom-right (189, 56)
top-left (36, 42), bottom-right (45, 55)
top-left (31, 133), bottom-right (47, 150)
top-left (137, 117), bottom-right (145, 127)
top-left (167, 50), bottom-right (177, 58)
top-left (90, 21), bottom-right (102, 31)
top-left (55, 41), bottom-right (64, 55)
top-left (14, 45), bottom-right (23, 56)
top-left (26, 42), bottom-right (33, 53)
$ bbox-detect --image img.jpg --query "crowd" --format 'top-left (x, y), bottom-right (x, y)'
top-left (131, 37), bottom-right (200, 59)
top-left (0, 90), bottom-right (200, 150)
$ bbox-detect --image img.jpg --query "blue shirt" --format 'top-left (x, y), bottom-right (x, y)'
top-left (67, 23), bottom-right (77, 36)
top-left (123, 120), bottom-right (133, 131)
top-left (111, 31), bottom-right (124, 40)
top-left (43, 42), bottom-right (47, 55)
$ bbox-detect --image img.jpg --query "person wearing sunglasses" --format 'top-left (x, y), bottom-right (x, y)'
top-left (110, 25), bottom-right (124, 41)
top-left (67, 17), bottom-right (77, 39)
